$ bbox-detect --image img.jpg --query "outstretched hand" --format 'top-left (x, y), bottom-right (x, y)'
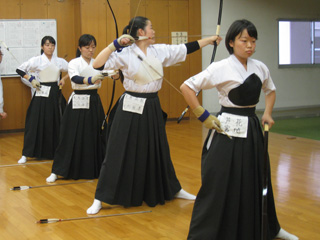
top-left (198, 35), bottom-right (223, 48)
top-left (208, 35), bottom-right (222, 46)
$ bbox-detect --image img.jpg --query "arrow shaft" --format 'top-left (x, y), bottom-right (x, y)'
top-left (0, 161), bottom-right (51, 168)
top-left (38, 210), bottom-right (152, 223)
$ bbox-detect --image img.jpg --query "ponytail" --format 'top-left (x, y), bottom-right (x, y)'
top-left (122, 16), bottom-right (149, 39)
top-left (76, 48), bottom-right (81, 58)
top-left (122, 25), bottom-right (131, 35)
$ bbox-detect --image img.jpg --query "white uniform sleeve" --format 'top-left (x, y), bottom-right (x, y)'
top-left (259, 61), bottom-right (276, 95)
top-left (59, 58), bottom-right (69, 72)
top-left (153, 44), bottom-right (187, 67)
top-left (68, 58), bottom-right (80, 79)
top-left (103, 51), bottom-right (128, 71)
top-left (184, 62), bottom-right (220, 92)
top-left (17, 56), bottom-right (38, 74)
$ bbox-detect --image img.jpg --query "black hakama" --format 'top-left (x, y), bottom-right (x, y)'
top-left (95, 91), bottom-right (181, 207)
top-left (187, 107), bottom-right (280, 240)
top-left (22, 82), bottom-right (66, 159)
top-left (51, 89), bottom-right (105, 179)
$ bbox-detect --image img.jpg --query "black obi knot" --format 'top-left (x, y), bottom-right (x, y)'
top-left (228, 73), bottom-right (262, 106)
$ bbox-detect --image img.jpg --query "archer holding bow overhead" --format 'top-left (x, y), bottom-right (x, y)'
top-left (87, 16), bottom-right (222, 214)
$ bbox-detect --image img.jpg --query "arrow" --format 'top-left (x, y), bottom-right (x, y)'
top-left (36, 210), bottom-right (152, 224)
top-left (10, 180), bottom-right (94, 191)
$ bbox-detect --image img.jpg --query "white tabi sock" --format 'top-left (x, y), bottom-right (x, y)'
top-left (175, 189), bottom-right (196, 200)
top-left (87, 199), bottom-right (102, 215)
top-left (275, 228), bottom-right (299, 240)
top-left (46, 173), bottom-right (58, 183)
top-left (18, 156), bottom-right (27, 164)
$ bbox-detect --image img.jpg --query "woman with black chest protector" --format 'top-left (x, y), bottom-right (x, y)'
top-left (46, 34), bottom-right (106, 182)
top-left (180, 19), bottom-right (299, 240)
top-left (16, 36), bottom-right (68, 164)
top-left (87, 16), bottom-right (222, 214)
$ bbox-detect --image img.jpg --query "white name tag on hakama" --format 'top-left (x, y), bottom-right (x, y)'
top-left (72, 94), bottom-right (90, 109)
top-left (35, 85), bottom-right (51, 97)
top-left (122, 94), bottom-right (146, 114)
top-left (218, 112), bottom-right (249, 138)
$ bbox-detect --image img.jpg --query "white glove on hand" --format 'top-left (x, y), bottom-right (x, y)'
top-left (193, 106), bottom-right (222, 132)
top-left (28, 76), bottom-right (40, 89)
top-left (108, 34), bottom-right (135, 52)
top-left (83, 74), bottom-right (105, 85)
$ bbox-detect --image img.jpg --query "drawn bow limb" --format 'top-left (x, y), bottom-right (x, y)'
top-left (177, 0), bottom-right (223, 123)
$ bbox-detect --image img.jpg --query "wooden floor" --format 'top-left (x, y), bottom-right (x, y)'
top-left (0, 118), bottom-right (319, 239)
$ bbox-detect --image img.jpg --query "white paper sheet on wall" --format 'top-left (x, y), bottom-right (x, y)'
top-left (0, 19), bottom-right (57, 76)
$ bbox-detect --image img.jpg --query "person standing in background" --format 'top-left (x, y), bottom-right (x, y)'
top-left (0, 48), bottom-right (8, 119)
top-left (46, 34), bottom-right (106, 183)
top-left (16, 36), bottom-right (69, 164)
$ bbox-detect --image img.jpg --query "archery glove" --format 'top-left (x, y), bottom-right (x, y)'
top-left (28, 75), bottom-right (41, 89)
top-left (108, 34), bottom-right (135, 52)
top-left (193, 106), bottom-right (222, 132)
top-left (83, 74), bottom-right (105, 85)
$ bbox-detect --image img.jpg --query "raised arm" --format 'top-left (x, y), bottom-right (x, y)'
top-left (93, 35), bottom-right (135, 69)
top-left (197, 35), bottom-right (222, 49)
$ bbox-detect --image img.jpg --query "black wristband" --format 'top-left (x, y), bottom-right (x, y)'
top-left (16, 69), bottom-right (26, 78)
top-left (185, 41), bottom-right (200, 54)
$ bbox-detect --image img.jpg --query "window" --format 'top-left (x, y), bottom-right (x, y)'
top-left (278, 20), bottom-right (320, 66)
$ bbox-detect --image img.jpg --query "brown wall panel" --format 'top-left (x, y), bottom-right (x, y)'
top-left (0, 0), bottom-right (21, 18)
top-left (48, 0), bottom-right (78, 101)
top-left (0, 78), bottom-right (31, 131)
top-left (21, 0), bottom-right (48, 19)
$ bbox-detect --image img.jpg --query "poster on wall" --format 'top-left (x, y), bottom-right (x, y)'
top-left (0, 19), bottom-right (57, 76)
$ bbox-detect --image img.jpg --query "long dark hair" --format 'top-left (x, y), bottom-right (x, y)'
top-left (76, 34), bottom-right (97, 57)
top-left (40, 36), bottom-right (56, 54)
top-left (122, 16), bottom-right (149, 39)
top-left (225, 19), bottom-right (258, 54)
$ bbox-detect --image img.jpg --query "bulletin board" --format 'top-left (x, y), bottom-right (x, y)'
top-left (0, 19), bottom-right (57, 76)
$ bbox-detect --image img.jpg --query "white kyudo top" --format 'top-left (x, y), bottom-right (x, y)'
top-left (68, 56), bottom-right (101, 90)
top-left (184, 54), bottom-right (276, 108)
top-left (0, 74), bottom-right (3, 113)
top-left (17, 53), bottom-right (68, 83)
top-left (104, 43), bottom-right (187, 93)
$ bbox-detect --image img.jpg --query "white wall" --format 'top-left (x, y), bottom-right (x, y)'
top-left (201, 0), bottom-right (320, 113)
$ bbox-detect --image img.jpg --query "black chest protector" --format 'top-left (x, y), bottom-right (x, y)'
top-left (228, 73), bottom-right (262, 106)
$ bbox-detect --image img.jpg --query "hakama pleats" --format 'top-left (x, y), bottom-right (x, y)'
top-left (22, 82), bottom-right (66, 159)
top-left (95, 92), bottom-right (181, 207)
top-left (52, 89), bottom-right (105, 179)
top-left (187, 107), bottom-right (280, 240)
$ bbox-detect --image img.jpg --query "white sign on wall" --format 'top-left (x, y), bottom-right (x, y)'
top-left (0, 19), bottom-right (57, 76)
